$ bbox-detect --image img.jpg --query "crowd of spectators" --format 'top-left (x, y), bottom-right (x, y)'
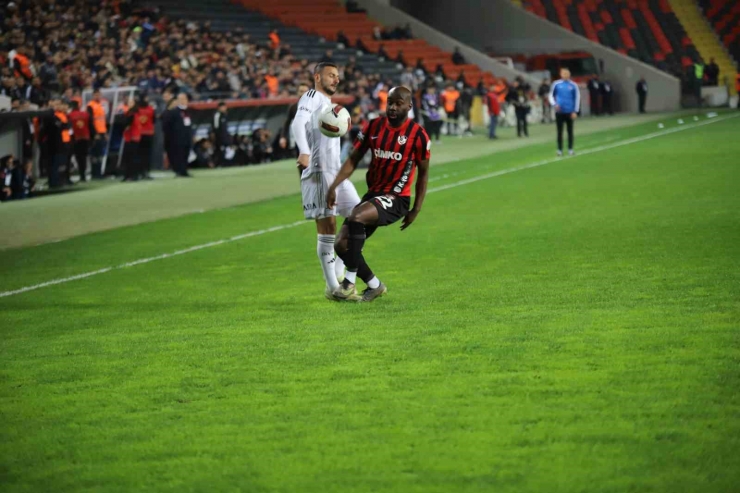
top-left (0, 0), bottom-right (509, 201)
top-left (0, 0), bottom-right (318, 104)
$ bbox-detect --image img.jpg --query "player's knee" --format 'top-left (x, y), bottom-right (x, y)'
top-left (335, 236), bottom-right (348, 253)
top-left (316, 217), bottom-right (336, 235)
top-left (348, 208), bottom-right (370, 224)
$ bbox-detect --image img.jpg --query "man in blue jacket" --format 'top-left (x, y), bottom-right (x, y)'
top-left (549, 68), bottom-right (580, 156)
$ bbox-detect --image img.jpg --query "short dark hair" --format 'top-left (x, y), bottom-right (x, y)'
top-left (314, 62), bottom-right (338, 75)
top-left (218, 101), bottom-right (227, 107)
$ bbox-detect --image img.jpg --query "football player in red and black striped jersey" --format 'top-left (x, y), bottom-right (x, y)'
top-left (327, 86), bottom-right (431, 302)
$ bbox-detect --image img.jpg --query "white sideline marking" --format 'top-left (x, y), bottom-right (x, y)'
top-left (0, 221), bottom-right (306, 298)
top-left (2, 113), bottom-right (737, 299)
top-left (427, 114), bottom-right (739, 194)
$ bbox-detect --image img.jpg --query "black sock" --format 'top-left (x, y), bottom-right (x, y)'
top-left (346, 221), bottom-right (366, 274)
top-left (357, 254), bottom-right (375, 284)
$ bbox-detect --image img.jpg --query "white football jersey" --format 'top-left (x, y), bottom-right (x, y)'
top-left (291, 89), bottom-right (342, 174)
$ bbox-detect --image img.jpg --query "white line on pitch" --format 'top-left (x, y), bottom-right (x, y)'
top-left (1, 113), bottom-right (737, 299)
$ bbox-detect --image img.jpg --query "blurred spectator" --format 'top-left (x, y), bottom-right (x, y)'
top-left (600, 79), bottom-right (614, 115)
top-left (251, 128), bottom-right (273, 164)
top-left (68, 101), bottom-right (90, 182)
top-left (441, 83), bottom-right (460, 135)
top-left (162, 92), bottom-right (193, 177)
top-left (485, 83), bottom-right (501, 139)
top-left (118, 96), bottom-right (142, 182)
top-left (588, 76), bottom-right (601, 116)
top-left (25, 77), bottom-right (48, 107)
top-left (636, 77), bottom-right (648, 113)
top-left (321, 50), bottom-right (335, 64)
top-left (191, 138), bottom-right (215, 168)
top-left (378, 44), bottom-right (389, 60)
top-left (421, 85), bottom-right (442, 142)
top-left (337, 31), bottom-right (351, 48)
top-left (137, 93), bottom-right (156, 179)
top-left (705, 58), bottom-right (719, 86)
top-left (400, 67), bottom-right (416, 90)
top-left (87, 89), bottom-right (108, 179)
top-left (507, 77), bottom-right (531, 138)
top-left (452, 47), bottom-right (466, 66)
top-left (269, 29), bottom-right (280, 51)
top-left (49, 99), bottom-right (72, 189)
top-left (538, 79), bottom-right (552, 123)
top-left (1, 155), bottom-right (14, 202)
top-left (212, 102), bottom-right (231, 167)
top-left (459, 84), bottom-right (474, 136)
top-left (402, 24), bottom-right (413, 39)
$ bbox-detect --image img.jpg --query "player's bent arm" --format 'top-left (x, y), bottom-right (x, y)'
top-left (411, 159), bottom-right (430, 212)
top-left (401, 159), bottom-right (430, 231)
top-left (332, 148), bottom-right (362, 187)
top-left (326, 148), bottom-right (362, 208)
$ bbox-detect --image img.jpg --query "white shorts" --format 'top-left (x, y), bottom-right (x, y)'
top-left (301, 168), bottom-right (360, 220)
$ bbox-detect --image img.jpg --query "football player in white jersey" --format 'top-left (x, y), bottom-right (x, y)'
top-left (291, 62), bottom-right (361, 301)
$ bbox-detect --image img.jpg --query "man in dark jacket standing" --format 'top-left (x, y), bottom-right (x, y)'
top-left (162, 92), bottom-right (193, 177)
top-left (600, 79), bottom-right (614, 115)
top-left (588, 76), bottom-right (601, 116)
top-left (636, 77), bottom-right (648, 113)
top-left (508, 77), bottom-right (531, 138)
top-left (212, 102), bottom-right (231, 167)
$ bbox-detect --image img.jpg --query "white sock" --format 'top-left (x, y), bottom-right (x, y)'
top-left (317, 234), bottom-right (339, 291)
top-left (367, 276), bottom-right (380, 289)
top-left (334, 254), bottom-right (345, 281)
top-left (345, 270), bottom-right (357, 284)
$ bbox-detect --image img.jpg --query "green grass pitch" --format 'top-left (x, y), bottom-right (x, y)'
top-left (1, 113), bottom-right (739, 492)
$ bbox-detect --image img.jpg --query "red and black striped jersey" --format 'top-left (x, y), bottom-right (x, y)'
top-left (353, 117), bottom-right (431, 197)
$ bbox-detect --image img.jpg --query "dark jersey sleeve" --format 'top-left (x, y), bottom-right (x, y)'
top-left (414, 125), bottom-right (431, 162)
top-left (352, 120), bottom-right (372, 158)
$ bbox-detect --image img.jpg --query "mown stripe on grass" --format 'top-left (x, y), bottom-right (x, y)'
top-left (1, 113), bottom-right (737, 299)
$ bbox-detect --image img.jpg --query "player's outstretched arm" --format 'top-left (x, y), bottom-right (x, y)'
top-left (401, 158), bottom-right (430, 231)
top-left (327, 148), bottom-right (362, 208)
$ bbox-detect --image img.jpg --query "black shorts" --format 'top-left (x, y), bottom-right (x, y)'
top-left (361, 192), bottom-right (410, 238)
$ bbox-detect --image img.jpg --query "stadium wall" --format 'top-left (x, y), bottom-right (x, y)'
top-left (350, 0), bottom-right (540, 88)
top-left (388, 0), bottom-right (681, 113)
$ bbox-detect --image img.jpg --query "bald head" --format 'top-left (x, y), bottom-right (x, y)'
top-left (388, 86), bottom-right (412, 102)
top-left (386, 86), bottom-right (413, 126)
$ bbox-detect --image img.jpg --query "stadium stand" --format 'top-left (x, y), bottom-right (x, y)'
top-left (4, 0), bottom-right (504, 196)
top-left (697, 0), bottom-right (740, 65)
top-left (234, 0), bottom-right (498, 88)
top-left (691, 0), bottom-right (739, 90)
top-left (521, 0), bottom-right (702, 77)
top-left (142, 0), bottom-right (408, 91)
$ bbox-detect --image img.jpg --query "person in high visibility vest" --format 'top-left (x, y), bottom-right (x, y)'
top-left (377, 86), bottom-right (389, 114)
top-left (136, 94), bottom-right (155, 179)
top-left (87, 89), bottom-right (108, 179)
top-left (269, 29), bottom-right (280, 51)
top-left (12, 48), bottom-right (33, 81)
top-left (68, 100), bottom-right (91, 182)
top-left (694, 62), bottom-right (704, 107)
top-left (736, 74), bottom-right (740, 109)
top-left (441, 83), bottom-right (460, 136)
top-left (50, 99), bottom-right (72, 189)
